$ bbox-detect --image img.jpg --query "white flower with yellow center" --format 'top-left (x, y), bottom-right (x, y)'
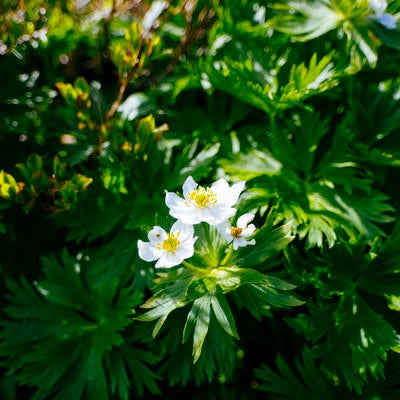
top-left (165, 176), bottom-right (245, 225)
top-left (217, 213), bottom-right (256, 250)
top-left (369, 0), bottom-right (397, 29)
top-left (138, 221), bottom-right (197, 268)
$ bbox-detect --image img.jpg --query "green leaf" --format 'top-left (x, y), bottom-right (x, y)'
top-left (138, 272), bottom-right (190, 334)
top-left (204, 59), bottom-right (274, 114)
top-left (270, 1), bottom-right (343, 41)
top-left (358, 224), bottom-right (400, 296)
top-left (0, 250), bottom-right (159, 399)
top-left (235, 221), bottom-right (295, 268)
top-left (278, 52), bottom-right (338, 107)
top-left (270, 0), bottom-right (379, 67)
top-left (52, 183), bottom-right (133, 242)
top-left (371, 21), bottom-right (400, 50)
top-left (0, 170), bottom-right (20, 199)
top-left (254, 347), bottom-right (340, 399)
top-left (220, 266), bottom-right (304, 314)
top-left (191, 295), bottom-right (212, 363)
top-left (219, 149), bottom-right (282, 181)
top-left (210, 290), bottom-right (239, 339)
top-left (287, 240), bottom-right (400, 393)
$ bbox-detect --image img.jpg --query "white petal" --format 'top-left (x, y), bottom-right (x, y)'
top-left (165, 192), bottom-right (188, 211)
top-left (233, 238), bottom-right (244, 250)
top-left (201, 205), bottom-right (236, 225)
top-left (377, 13), bottom-right (397, 29)
top-left (370, 0), bottom-right (387, 15)
top-left (241, 224), bottom-right (256, 238)
top-left (216, 222), bottom-right (233, 242)
top-left (148, 226), bottom-right (167, 243)
top-left (237, 213), bottom-right (255, 228)
top-left (170, 208), bottom-right (204, 224)
top-left (227, 181), bottom-right (246, 205)
top-left (155, 252), bottom-right (182, 268)
top-left (138, 240), bottom-right (162, 262)
top-left (211, 178), bottom-right (229, 199)
top-left (182, 176), bottom-right (198, 197)
top-left (166, 192), bottom-right (202, 223)
top-left (171, 220), bottom-right (194, 241)
top-left (216, 180), bottom-right (245, 206)
top-left (176, 240), bottom-right (195, 259)
top-left (247, 239), bottom-right (256, 246)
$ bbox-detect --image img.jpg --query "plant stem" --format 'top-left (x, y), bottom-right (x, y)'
top-left (221, 245), bottom-right (234, 266)
top-left (182, 260), bottom-right (207, 274)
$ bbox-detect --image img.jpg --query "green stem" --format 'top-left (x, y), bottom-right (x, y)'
top-left (221, 244), bottom-right (234, 266)
top-left (182, 260), bottom-right (206, 274)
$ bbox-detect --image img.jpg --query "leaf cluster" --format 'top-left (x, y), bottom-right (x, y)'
top-left (1, 0), bottom-right (400, 399)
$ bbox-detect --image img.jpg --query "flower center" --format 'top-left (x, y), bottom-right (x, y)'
top-left (187, 186), bottom-right (217, 208)
top-left (160, 232), bottom-right (180, 253)
top-left (231, 226), bottom-right (243, 238)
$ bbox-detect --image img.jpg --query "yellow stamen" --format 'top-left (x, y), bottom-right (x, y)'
top-left (187, 186), bottom-right (217, 208)
top-left (158, 232), bottom-right (180, 254)
top-left (231, 226), bottom-right (243, 238)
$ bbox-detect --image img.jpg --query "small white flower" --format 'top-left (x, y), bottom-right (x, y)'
top-left (217, 213), bottom-right (256, 250)
top-left (165, 176), bottom-right (245, 226)
top-left (138, 221), bottom-right (197, 268)
top-left (369, 0), bottom-right (397, 29)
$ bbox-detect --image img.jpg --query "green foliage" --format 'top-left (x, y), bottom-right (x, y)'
top-left (254, 347), bottom-right (342, 400)
top-left (137, 242), bottom-right (303, 363)
top-left (285, 230), bottom-right (400, 393)
top-left (222, 110), bottom-right (395, 248)
top-left (1, 0), bottom-right (400, 399)
top-left (269, 0), bottom-right (389, 69)
top-left (0, 250), bottom-right (160, 399)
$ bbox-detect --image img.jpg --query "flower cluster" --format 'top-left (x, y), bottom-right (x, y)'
top-left (138, 176), bottom-right (256, 268)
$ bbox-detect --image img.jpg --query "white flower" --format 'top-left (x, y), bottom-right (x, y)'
top-left (369, 0), bottom-right (397, 29)
top-left (217, 213), bottom-right (256, 250)
top-left (138, 221), bottom-right (197, 268)
top-left (165, 176), bottom-right (245, 226)
top-left (370, 0), bottom-right (387, 15)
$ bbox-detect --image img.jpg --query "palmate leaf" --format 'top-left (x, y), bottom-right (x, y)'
top-left (254, 347), bottom-right (341, 400)
top-left (234, 221), bottom-right (295, 268)
top-left (228, 267), bottom-right (304, 320)
top-left (178, 142), bottom-right (221, 180)
top-left (290, 296), bottom-right (400, 394)
top-left (210, 290), bottom-right (238, 338)
top-left (307, 183), bottom-right (395, 242)
top-left (0, 250), bottom-right (160, 399)
top-left (277, 52), bottom-right (338, 108)
top-left (286, 240), bottom-right (400, 394)
top-left (52, 182), bottom-right (134, 243)
top-left (203, 59), bottom-right (275, 114)
top-left (270, 0), bottom-right (379, 67)
top-left (82, 229), bottom-right (155, 291)
top-left (184, 294), bottom-right (212, 363)
top-left (182, 288), bottom-right (239, 364)
top-left (269, 1), bottom-right (343, 41)
top-left (358, 224), bottom-right (400, 297)
top-left (158, 310), bottom-right (238, 387)
top-left (222, 109), bottom-right (394, 248)
top-left (137, 270), bottom-right (239, 363)
top-left (349, 78), bottom-right (400, 166)
top-left (137, 261), bottom-right (302, 363)
top-left (219, 149), bottom-right (282, 181)
top-left (204, 51), bottom-right (338, 114)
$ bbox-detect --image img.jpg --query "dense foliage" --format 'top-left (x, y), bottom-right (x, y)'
top-left (1, 0), bottom-right (400, 399)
